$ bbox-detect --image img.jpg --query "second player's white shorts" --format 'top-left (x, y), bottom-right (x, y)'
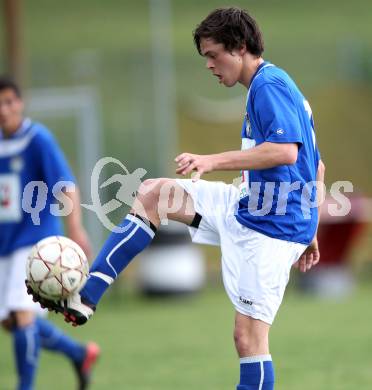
top-left (0, 246), bottom-right (46, 321)
top-left (176, 179), bottom-right (307, 325)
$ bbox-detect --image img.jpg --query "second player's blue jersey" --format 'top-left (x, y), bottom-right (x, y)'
top-left (0, 119), bottom-right (75, 256)
top-left (235, 62), bottom-right (321, 245)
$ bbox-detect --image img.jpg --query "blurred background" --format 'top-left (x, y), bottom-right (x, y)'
top-left (1, 0), bottom-right (372, 389)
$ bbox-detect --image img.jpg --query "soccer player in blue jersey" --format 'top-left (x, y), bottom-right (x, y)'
top-left (0, 77), bottom-right (100, 390)
top-left (28, 8), bottom-right (325, 389)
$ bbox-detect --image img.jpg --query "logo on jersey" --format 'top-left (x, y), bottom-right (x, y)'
top-left (0, 174), bottom-right (21, 222)
top-left (0, 183), bottom-right (10, 207)
top-left (245, 112), bottom-right (252, 138)
top-left (276, 128), bottom-right (284, 135)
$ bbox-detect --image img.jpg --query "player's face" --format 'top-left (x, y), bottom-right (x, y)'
top-left (200, 38), bottom-right (244, 87)
top-left (0, 88), bottom-right (24, 133)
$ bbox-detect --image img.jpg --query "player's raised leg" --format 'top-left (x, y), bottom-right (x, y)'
top-left (53, 178), bottom-right (196, 325)
top-left (80, 178), bottom-right (195, 305)
top-left (234, 313), bottom-right (274, 390)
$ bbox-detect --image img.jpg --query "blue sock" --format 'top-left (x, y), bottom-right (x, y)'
top-left (80, 214), bottom-right (156, 305)
top-left (12, 323), bottom-right (40, 390)
top-left (36, 318), bottom-right (85, 363)
top-left (237, 355), bottom-right (274, 390)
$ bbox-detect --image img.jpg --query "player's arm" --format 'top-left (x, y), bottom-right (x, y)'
top-left (64, 188), bottom-right (92, 259)
top-left (177, 83), bottom-right (304, 177)
top-left (214, 142), bottom-right (298, 169)
top-left (175, 142), bottom-right (298, 178)
top-left (293, 159), bottom-right (325, 272)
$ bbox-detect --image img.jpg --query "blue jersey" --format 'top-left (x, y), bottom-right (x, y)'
top-left (0, 119), bottom-right (75, 256)
top-left (235, 62), bottom-right (321, 245)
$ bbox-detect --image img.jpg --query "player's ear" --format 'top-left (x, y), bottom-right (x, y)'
top-left (238, 44), bottom-right (247, 56)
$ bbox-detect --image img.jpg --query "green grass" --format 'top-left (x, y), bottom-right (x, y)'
top-left (1, 282), bottom-right (372, 389)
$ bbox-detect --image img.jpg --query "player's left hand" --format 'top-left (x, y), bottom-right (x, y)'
top-left (293, 237), bottom-right (320, 273)
top-left (175, 152), bottom-right (215, 181)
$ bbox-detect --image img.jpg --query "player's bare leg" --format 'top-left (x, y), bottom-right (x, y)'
top-left (131, 178), bottom-right (196, 226)
top-left (0, 311), bottom-right (36, 331)
top-left (234, 312), bottom-right (270, 357)
top-left (13, 310), bottom-right (34, 327)
top-left (0, 311), bottom-right (34, 332)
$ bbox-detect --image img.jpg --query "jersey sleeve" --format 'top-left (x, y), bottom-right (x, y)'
top-left (253, 83), bottom-right (303, 145)
top-left (33, 130), bottom-right (76, 190)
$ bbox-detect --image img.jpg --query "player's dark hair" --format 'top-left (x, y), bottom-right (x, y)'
top-left (0, 76), bottom-right (21, 97)
top-left (193, 7), bottom-right (264, 57)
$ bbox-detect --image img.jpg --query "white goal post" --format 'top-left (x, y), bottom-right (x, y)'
top-left (25, 86), bottom-right (103, 254)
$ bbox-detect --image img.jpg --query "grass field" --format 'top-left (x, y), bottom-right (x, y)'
top-left (1, 281), bottom-right (372, 389)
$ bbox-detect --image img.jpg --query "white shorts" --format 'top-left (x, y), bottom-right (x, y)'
top-left (0, 246), bottom-right (46, 321)
top-left (176, 179), bottom-right (307, 325)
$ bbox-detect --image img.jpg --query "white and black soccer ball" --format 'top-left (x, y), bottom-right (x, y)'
top-left (26, 236), bottom-right (89, 300)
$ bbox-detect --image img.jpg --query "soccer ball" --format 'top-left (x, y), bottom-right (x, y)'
top-left (26, 236), bottom-right (89, 300)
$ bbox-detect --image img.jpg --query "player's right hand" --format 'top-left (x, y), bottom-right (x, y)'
top-left (175, 152), bottom-right (215, 181)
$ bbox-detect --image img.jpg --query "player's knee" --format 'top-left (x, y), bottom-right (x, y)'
top-left (234, 326), bottom-right (250, 353)
top-left (0, 311), bottom-right (34, 331)
top-left (13, 311), bottom-right (35, 328)
top-left (1, 318), bottom-right (14, 332)
top-left (233, 325), bottom-right (267, 356)
top-left (137, 178), bottom-right (173, 211)
top-left (137, 179), bottom-right (161, 208)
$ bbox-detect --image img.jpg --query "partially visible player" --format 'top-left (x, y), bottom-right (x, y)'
top-left (0, 76), bottom-right (100, 390)
top-left (27, 7), bottom-right (325, 390)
